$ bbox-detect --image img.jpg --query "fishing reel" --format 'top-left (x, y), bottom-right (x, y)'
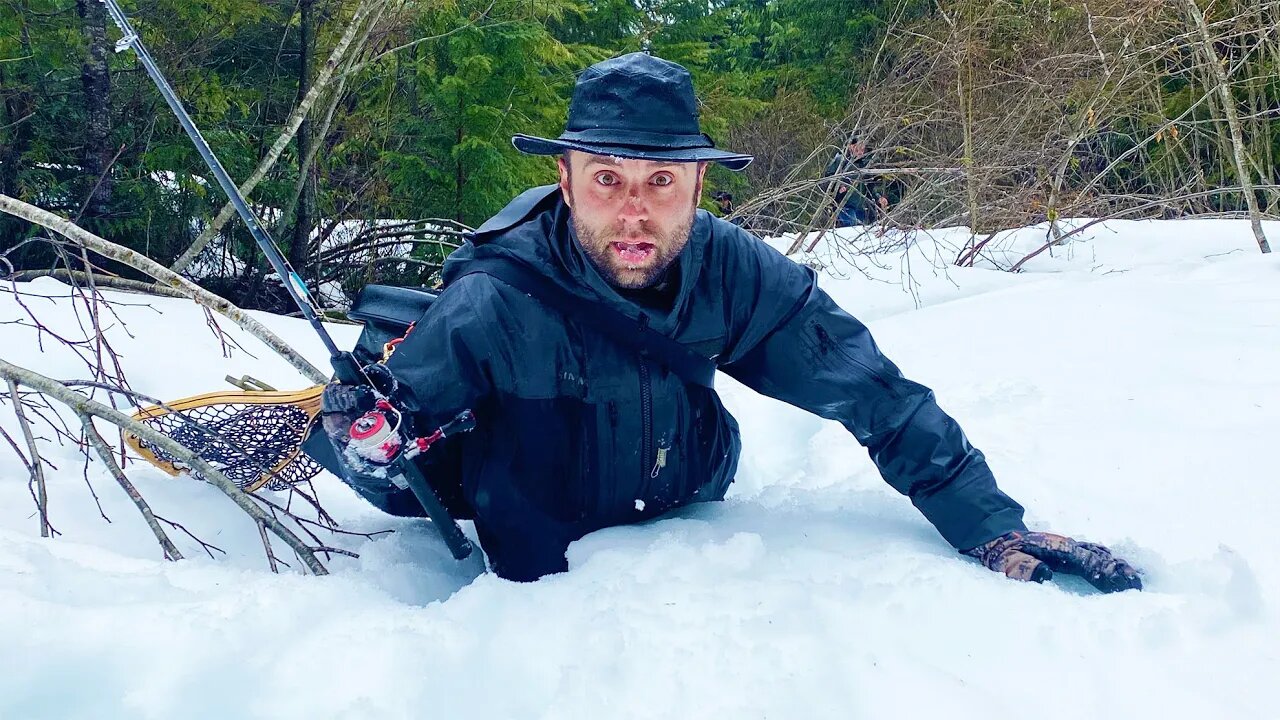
top-left (347, 399), bottom-right (405, 465)
top-left (347, 400), bottom-right (476, 467)
top-left (320, 366), bottom-right (476, 476)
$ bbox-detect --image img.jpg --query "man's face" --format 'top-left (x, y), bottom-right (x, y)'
top-left (558, 151), bottom-right (707, 289)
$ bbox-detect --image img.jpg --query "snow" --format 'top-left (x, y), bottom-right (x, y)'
top-left (1, 218), bottom-right (1278, 719)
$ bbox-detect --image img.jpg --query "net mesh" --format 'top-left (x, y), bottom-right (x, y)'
top-left (128, 389), bottom-right (324, 492)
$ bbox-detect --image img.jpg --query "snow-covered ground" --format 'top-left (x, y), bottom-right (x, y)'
top-left (1, 218), bottom-right (1277, 719)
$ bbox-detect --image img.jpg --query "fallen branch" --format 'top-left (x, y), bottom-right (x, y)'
top-left (78, 411), bottom-right (183, 560)
top-left (0, 358), bottom-right (329, 575)
top-left (0, 194), bottom-right (327, 384)
top-left (4, 378), bottom-right (50, 537)
top-left (1010, 185), bottom-right (1280, 272)
top-left (10, 268), bottom-right (187, 298)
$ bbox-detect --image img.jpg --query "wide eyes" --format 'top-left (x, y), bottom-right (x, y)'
top-left (592, 171), bottom-right (676, 187)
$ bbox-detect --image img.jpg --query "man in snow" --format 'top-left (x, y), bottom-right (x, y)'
top-left (333, 53), bottom-right (1142, 591)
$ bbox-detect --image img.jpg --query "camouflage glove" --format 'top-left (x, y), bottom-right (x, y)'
top-left (318, 364), bottom-right (401, 446)
top-left (965, 530), bottom-right (1143, 593)
top-left (319, 383), bottom-right (376, 454)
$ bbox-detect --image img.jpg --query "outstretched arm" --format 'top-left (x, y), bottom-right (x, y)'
top-left (720, 259), bottom-right (1026, 552)
top-left (717, 231), bottom-right (1140, 591)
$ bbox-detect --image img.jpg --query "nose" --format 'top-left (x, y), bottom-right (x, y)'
top-left (618, 187), bottom-right (647, 222)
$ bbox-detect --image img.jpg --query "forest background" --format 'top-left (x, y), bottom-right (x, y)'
top-left (2, 0), bottom-right (1277, 311)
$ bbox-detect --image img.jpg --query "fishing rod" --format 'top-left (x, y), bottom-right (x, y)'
top-left (100, 0), bottom-right (474, 560)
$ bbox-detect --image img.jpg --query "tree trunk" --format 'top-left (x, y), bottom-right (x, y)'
top-left (0, 65), bottom-right (32, 249)
top-left (77, 0), bottom-right (113, 220)
top-left (407, 44), bottom-right (420, 117)
top-left (1182, 0), bottom-right (1271, 253)
top-left (291, 0), bottom-right (317, 279)
top-left (0, 63), bottom-right (32, 199)
top-left (455, 106), bottom-right (465, 223)
top-left (1, 9), bottom-right (36, 252)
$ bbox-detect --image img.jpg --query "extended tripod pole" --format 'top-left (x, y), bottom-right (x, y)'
top-left (101, 0), bottom-right (473, 560)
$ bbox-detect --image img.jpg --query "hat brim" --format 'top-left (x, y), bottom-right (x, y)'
top-left (512, 134), bottom-right (753, 171)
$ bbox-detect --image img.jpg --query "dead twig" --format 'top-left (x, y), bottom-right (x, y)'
top-left (0, 358), bottom-right (329, 574)
top-left (155, 515), bottom-right (225, 559)
top-left (78, 411), bottom-right (184, 561)
top-left (6, 377), bottom-right (51, 537)
top-left (257, 518), bottom-right (280, 573)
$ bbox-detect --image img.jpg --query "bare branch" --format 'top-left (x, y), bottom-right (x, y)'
top-left (6, 377), bottom-right (50, 537)
top-left (0, 194), bottom-right (328, 383)
top-left (0, 358), bottom-right (329, 575)
top-left (78, 412), bottom-right (184, 561)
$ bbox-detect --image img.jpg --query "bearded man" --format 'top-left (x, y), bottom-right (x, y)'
top-left (351, 53), bottom-right (1141, 590)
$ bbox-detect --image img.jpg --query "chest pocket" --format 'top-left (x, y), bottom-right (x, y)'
top-left (681, 334), bottom-right (726, 363)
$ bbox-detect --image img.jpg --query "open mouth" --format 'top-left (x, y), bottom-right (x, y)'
top-left (611, 241), bottom-right (655, 264)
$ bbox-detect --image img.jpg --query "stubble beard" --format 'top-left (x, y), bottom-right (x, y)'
top-left (570, 195), bottom-right (696, 290)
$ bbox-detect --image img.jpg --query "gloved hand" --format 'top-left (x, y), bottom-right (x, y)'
top-left (319, 382), bottom-right (376, 453)
top-left (965, 530), bottom-right (1143, 593)
top-left (318, 364), bottom-right (401, 446)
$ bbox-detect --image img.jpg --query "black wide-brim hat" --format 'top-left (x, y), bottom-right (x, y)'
top-left (513, 53), bottom-right (753, 171)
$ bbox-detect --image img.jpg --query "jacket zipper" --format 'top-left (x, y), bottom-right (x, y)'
top-left (638, 316), bottom-right (654, 490)
top-left (650, 435), bottom-right (669, 479)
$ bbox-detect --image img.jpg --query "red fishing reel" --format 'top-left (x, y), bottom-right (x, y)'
top-left (348, 400), bottom-right (403, 465)
top-left (348, 401), bottom-right (477, 466)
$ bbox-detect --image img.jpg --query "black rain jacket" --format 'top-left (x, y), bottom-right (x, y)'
top-left (367, 185), bottom-right (1026, 580)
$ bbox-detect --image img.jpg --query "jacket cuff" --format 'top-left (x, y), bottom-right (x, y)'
top-left (950, 507), bottom-right (1028, 553)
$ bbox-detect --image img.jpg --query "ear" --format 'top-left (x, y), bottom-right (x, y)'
top-left (557, 154), bottom-right (573, 209)
top-left (693, 162), bottom-right (708, 204)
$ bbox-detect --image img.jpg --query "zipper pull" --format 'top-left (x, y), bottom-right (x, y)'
top-left (650, 443), bottom-right (669, 479)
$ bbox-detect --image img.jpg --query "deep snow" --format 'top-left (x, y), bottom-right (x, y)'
top-left (1, 218), bottom-right (1277, 719)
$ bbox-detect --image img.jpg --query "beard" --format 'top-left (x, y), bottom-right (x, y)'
top-left (571, 204), bottom-right (695, 290)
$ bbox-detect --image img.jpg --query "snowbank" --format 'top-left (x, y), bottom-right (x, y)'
top-left (1, 218), bottom-right (1277, 719)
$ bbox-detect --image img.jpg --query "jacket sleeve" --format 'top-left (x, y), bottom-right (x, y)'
top-left (384, 274), bottom-right (498, 424)
top-left (718, 234), bottom-right (1026, 551)
top-left (341, 275), bottom-right (497, 517)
